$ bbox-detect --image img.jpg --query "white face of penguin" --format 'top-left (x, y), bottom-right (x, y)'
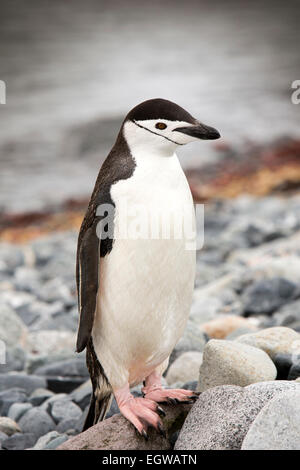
top-left (123, 118), bottom-right (220, 157)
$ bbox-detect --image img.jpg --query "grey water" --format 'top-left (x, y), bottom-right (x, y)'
top-left (0, 0), bottom-right (300, 212)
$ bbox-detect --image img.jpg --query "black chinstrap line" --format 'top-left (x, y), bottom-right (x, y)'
top-left (132, 120), bottom-right (185, 146)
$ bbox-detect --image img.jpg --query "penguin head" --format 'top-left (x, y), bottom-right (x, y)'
top-left (122, 98), bottom-right (220, 156)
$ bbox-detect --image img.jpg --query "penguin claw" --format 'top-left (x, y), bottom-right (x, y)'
top-left (157, 406), bottom-right (166, 416)
top-left (141, 429), bottom-right (148, 440)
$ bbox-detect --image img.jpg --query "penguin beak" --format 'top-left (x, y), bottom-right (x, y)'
top-left (174, 122), bottom-right (221, 140)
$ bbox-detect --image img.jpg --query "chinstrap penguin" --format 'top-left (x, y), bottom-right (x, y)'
top-left (76, 98), bottom-right (220, 437)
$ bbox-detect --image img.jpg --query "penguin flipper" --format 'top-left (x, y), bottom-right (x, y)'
top-left (76, 219), bottom-right (100, 353)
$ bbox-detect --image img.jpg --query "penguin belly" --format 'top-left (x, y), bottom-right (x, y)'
top-left (91, 154), bottom-right (196, 390)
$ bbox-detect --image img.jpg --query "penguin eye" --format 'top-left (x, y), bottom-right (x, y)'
top-left (155, 122), bottom-right (167, 130)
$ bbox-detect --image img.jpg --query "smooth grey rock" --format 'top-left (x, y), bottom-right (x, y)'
top-left (236, 326), bottom-right (300, 359)
top-left (198, 339), bottom-right (277, 392)
top-left (2, 432), bottom-right (36, 450)
top-left (18, 407), bottom-right (56, 437)
top-left (175, 380), bottom-right (300, 450)
top-left (166, 352), bottom-right (203, 385)
top-left (0, 417), bottom-right (21, 436)
top-left (8, 402), bottom-right (33, 422)
top-left (169, 321), bottom-right (208, 365)
top-left (242, 390), bottom-right (300, 449)
top-left (242, 278), bottom-right (296, 316)
top-left (44, 434), bottom-right (68, 449)
top-left (51, 399), bottom-right (82, 423)
top-left (0, 373), bottom-right (46, 394)
top-left (0, 388), bottom-right (28, 416)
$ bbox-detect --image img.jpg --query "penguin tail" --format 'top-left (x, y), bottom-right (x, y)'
top-left (82, 391), bottom-right (113, 432)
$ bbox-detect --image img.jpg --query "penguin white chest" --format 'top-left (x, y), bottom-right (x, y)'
top-left (92, 153), bottom-right (196, 388)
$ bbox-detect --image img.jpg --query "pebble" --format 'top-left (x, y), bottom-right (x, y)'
top-left (50, 398), bottom-right (82, 423)
top-left (235, 326), bottom-right (300, 359)
top-left (166, 351), bottom-right (203, 385)
top-left (18, 407), bottom-right (56, 437)
top-left (8, 403), bottom-right (33, 422)
top-left (0, 417), bottom-right (21, 436)
top-left (44, 434), bottom-right (69, 449)
top-left (242, 390), bottom-right (300, 449)
top-left (198, 339), bottom-right (277, 392)
top-left (200, 315), bottom-right (257, 339)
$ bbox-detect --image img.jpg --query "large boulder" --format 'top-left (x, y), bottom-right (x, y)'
top-left (175, 380), bottom-right (300, 450)
top-left (242, 390), bottom-right (300, 450)
top-left (58, 403), bottom-right (192, 450)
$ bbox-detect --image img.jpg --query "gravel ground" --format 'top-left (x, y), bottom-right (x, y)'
top-left (1, 194), bottom-right (300, 449)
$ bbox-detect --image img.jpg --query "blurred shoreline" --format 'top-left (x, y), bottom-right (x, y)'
top-left (1, 136), bottom-right (300, 243)
top-left (1, 0), bottom-right (300, 215)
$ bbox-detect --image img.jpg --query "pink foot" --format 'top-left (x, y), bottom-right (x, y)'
top-left (142, 372), bottom-right (199, 404)
top-left (143, 385), bottom-right (198, 404)
top-left (114, 386), bottom-right (166, 438)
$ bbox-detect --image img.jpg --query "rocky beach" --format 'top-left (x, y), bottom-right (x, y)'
top-left (1, 191), bottom-right (300, 450)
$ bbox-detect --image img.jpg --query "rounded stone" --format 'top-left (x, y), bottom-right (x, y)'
top-left (8, 402), bottom-right (33, 422)
top-left (51, 399), bottom-right (82, 423)
top-left (0, 417), bottom-right (21, 436)
top-left (18, 407), bottom-right (56, 437)
top-left (198, 339), bottom-right (277, 392)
